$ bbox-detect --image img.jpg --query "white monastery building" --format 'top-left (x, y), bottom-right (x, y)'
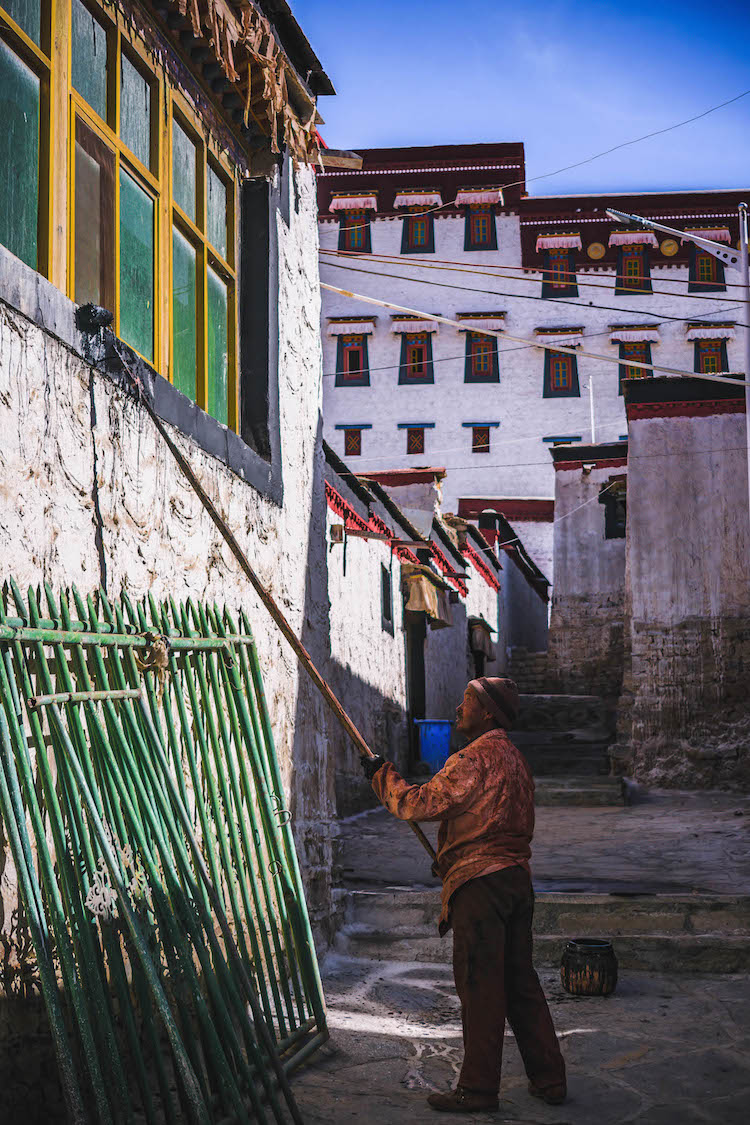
top-left (317, 143), bottom-right (747, 579)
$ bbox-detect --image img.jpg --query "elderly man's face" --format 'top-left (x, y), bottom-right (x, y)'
top-left (455, 685), bottom-right (493, 737)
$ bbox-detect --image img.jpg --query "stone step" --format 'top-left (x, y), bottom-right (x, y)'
top-left (534, 776), bottom-right (625, 806)
top-left (336, 889), bottom-right (750, 973)
top-left (523, 752), bottom-right (611, 777)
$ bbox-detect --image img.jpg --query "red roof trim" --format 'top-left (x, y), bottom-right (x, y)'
top-left (458, 498), bottom-right (554, 522)
top-left (553, 456), bottom-right (628, 472)
top-left (324, 482), bottom-right (420, 564)
top-left (359, 468), bottom-right (446, 486)
top-left (461, 542), bottom-right (501, 591)
top-left (626, 398), bottom-right (745, 421)
top-left (428, 543), bottom-right (468, 597)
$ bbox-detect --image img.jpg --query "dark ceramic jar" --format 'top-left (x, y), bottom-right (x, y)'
top-left (560, 938), bottom-right (618, 996)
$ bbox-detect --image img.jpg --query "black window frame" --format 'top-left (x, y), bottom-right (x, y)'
top-left (464, 331), bottom-right (499, 383)
top-left (599, 482), bottom-right (627, 539)
top-left (472, 425), bottom-right (491, 454)
top-left (694, 338), bottom-right (728, 374)
top-left (464, 205), bottom-right (497, 251)
top-left (543, 349), bottom-right (581, 398)
top-left (381, 563), bottom-right (394, 634)
top-left (335, 333), bottom-right (370, 387)
top-left (541, 249), bottom-right (578, 298)
top-left (688, 246), bottom-right (726, 293)
top-left (615, 244), bottom-right (652, 295)
top-left (338, 209), bottom-right (372, 253)
top-left (398, 332), bottom-right (435, 385)
top-left (618, 341), bottom-right (653, 394)
top-left (401, 210), bottom-right (435, 254)
top-left (405, 426), bottom-right (425, 455)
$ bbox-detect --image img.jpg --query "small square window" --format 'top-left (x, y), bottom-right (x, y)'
top-left (472, 426), bottom-right (491, 454)
top-left (694, 339), bottom-right (727, 374)
top-left (615, 245), bottom-right (652, 294)
top-left (618, 342), bottom-right (652, 393)
top-left (399, 332), bottom-right (434, 384)
top-left (689, 247), bottom-right (725, 293)
top-left (406, 426), bottom-right (425, 455)
top-left (344, 428), bottom-right (362, 457)
top-left (339, 209), bottom-right (371, 252)
top-left (464, 205), bottom-right (497, 251)
top-left (335, 333), bottom-right (370, 386)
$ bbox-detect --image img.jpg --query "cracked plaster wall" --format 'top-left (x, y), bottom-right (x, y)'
top-left (0, 164), bottom-right (338, 945)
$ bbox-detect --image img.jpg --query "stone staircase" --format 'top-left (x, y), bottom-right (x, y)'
top-left (335, 887), bottom-right (750, 973)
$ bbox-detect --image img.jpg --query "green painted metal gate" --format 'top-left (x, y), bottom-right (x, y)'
top-left (0, 579), bottom-right (327, 1123)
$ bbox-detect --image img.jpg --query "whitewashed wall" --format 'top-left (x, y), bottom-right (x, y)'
top-left (319, 210), bottom-right (743, 583)
top-left (0, 165), bottom-right (339, 941)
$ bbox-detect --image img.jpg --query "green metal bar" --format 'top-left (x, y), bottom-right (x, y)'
top-left (0, 711), bottom-right (88, 1125)
top-left (1, 615), bottom-right (255, 643)
top-left (0, 623), bottom-right (231, 650)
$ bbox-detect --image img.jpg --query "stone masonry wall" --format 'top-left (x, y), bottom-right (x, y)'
top-left (621, 406), bottom-right (750, 789)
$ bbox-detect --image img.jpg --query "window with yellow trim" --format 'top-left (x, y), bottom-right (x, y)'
top-left (0, 0), bottom-right (239, 429)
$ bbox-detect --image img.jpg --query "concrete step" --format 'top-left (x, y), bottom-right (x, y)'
top-left (336, 889), bottom-right (750, 973)
top-left (534, 775), bottom-right (625, 806)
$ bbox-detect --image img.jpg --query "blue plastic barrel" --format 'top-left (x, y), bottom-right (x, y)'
top-left (414, 720), bottom-right (453, 772)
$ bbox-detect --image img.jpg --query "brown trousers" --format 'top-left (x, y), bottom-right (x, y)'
top-left (451, 865), bottom-right (566, 1094)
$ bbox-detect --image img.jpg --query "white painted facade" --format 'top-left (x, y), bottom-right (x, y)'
top-left (319, 174), bottom-right (746, 584)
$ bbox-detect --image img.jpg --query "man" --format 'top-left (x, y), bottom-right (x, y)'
top-left (362, 676), bottom-right (566, 1114)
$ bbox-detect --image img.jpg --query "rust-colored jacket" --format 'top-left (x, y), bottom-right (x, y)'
top-left (372, 728), bottom-right (535, 932)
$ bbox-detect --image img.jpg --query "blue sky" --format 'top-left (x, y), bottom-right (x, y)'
top-left (294, 0), bottom-right (750, 194)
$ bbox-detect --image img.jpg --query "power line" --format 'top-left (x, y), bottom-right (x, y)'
top-left (318, 88), bottom-right (750, 236)
top-left (320, 258), bottom-right (750, 329)
top-left (320, 246), bottom-right (749, 298)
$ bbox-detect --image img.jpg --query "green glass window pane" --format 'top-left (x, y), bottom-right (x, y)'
top-left (120, 54), bottom-right (151, 169)
top-left (4, 0), bottom-right (41, 44)
top-left (207, 164), bottom-right (227, 258)
top-left (71, 0), bottom-right (107, 120)
top-left (172, 120), bottom-right (196, 222)
top-left (207, 266), bottom-right (228, 425)
top-left (0, 39), bottom-right (39, 269)
top-left (119, 169), bottom-right (154, 361)
top-left (172, 227), bottom-right (196, 401)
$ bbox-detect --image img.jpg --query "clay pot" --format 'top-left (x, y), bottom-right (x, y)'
top-left (560, 938), bottom-right (618, 996)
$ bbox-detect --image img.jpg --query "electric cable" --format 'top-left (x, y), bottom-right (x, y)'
top-left (319, 258), bottom-right (750, 329)
top-left (318, 87), bottom-right (750, 236)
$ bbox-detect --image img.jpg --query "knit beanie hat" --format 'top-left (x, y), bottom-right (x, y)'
top-left (468, 677), bottom-right (520, 730)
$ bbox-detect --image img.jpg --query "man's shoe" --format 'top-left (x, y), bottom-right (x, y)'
top-left (427, 1086), bottom-right (499, 1113)
top-left (528, 1080), bottom-right (567, 1105)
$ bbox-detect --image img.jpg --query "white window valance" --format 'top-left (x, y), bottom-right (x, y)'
top-left (329, 195), bottom-right (378, 212)
top-left (686, 325), bottom-right (736, 341)
top-left (535, 333), bottom-right (583, 349)
top-left (610, 328), bottom-right (660, 343)
top-left (682, 228), bottom-right (731, 244)
top-left (455, 188), bottom-right (504, 206)
top-left (458, 317), bottom-right (506, 333)
top-left (393, 191), bottom-right (443, 209)
top-left (327, 321), bottom-right (376, 336)
top-left (608, 231), bottom-right (659, 248)
top-left (391, 319), bottom-right (440, 335)
top-left (535, 234), bottom-right (582, 252)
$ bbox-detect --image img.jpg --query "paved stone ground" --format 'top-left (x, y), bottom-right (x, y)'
top-left (336, 789), bottom-right (750, 895)
top-left (293, 958), bottom-right (750, 1124)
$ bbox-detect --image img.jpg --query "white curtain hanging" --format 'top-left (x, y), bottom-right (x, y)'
top-left (327, 321), bottom-right (376, 336)
top-left (535, 234), bottom-right (582, 252)
top-left (682, 228), bottom-right (731, 243)
top-left (610, 328), bottom-right (660, 343)
top-left (455, 188), bottom-right (504, 206)
top-left (457, 318), bottom-right (506, 333)
top-left (534, 333), bottom-right (583, 349)
top-left (391, 319), bottom-right (440, 334)
top-left (608, 231), bottom-right (658, 248)
top-left (329, 195), bottom-right (378, 212)
top-left (686, 325), bottom-right (736, 341)
top-left (393, 191), bottom-right (443, 208)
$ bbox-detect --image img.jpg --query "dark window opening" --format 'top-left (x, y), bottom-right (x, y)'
top-left (464, 332), bottom-right (499, 382)
top-left (600, 482), bottom-right (626, 538)
top-left (541, 249), bottom-right (578, 298)
top-left (618, 341), bottom-right (652, 393)
top-left (344, 428), bottom-right (362, 457)
top-left (338, 209), bottom-right (371, 252)
top-left (401, 209), bottom-right (434, 254)
top-left (464, 205), bottom-right (497, 251)
top-left (472, 426), bottom-right (491, 454)
top-left (615, 245), bottom-right (652, 294)
top-left (381, 564), bottom-right (394, 633)
top-left (406, 426), bottom-right (425, 455)
top-left (543, 349), bottom-right (580, 398)
top-left (74, 115), bottom-right (116, 312)
top-left (694, 338), bottom-right (728, 375)
top-left (398, 332), bottom-right (434, 384)
top-left (335, 333), bottom-right (370, 386)
top-left (689, 247), bottom-right (726, 293)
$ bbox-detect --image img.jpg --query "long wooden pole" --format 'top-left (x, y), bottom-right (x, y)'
top-left (114, 350), bottom-right (437, 863)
